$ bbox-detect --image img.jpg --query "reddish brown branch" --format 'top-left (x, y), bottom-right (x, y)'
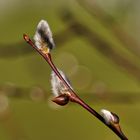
top-left (23, 34), bottom-right (128, 140)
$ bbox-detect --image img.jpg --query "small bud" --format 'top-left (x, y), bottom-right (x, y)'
top-left (52, 94), bottom-right (69, 106)
top-left (34, 20), bottom-right (55, 53)
top-left (23, 34), bottom-right (30, 42)
top-left (100, 109), bottom-right (119, 125)
top-left (111, 112), bottom-right (120, 124)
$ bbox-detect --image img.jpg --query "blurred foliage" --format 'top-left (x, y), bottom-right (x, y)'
top-left (0, 0), bottom-right (140, 139)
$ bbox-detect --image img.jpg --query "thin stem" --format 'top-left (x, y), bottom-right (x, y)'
top-left (23, 34), bottom-right (128, 140)
top-left (70, 95), bottom-right (128, 140)
top-left (23, 34), bottom-right (76, 94)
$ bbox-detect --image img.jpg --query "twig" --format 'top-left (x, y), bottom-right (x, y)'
top-left (23, 34), bottom-right (128, 140)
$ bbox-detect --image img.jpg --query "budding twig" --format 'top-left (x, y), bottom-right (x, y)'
top-left (23, 20), bottom-right (128, 140)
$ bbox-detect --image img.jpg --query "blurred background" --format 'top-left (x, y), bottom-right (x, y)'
top-left (0, 0), bottom-right (140, 139)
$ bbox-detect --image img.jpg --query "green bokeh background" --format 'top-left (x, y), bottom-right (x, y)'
top-left (0, 0), bottom-right (140, 139)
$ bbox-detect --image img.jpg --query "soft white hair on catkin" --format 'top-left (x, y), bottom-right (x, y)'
top-left (34, 20), bottom-right (55, 51)
top-left (100, 109), bottom-right (115, 125)
top-left (51, 69), bottom-right (73, 97)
